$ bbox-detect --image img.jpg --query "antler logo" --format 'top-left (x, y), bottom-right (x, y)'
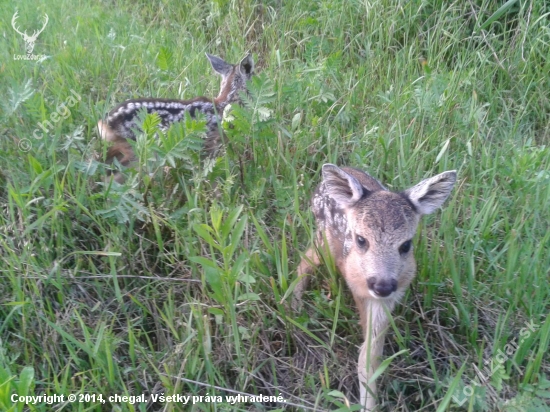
top-left (12, 11), bottom-right (49, 56)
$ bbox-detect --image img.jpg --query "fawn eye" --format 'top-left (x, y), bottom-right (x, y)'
top-left (399, 240), bottom-right (412, 254)
top-left (356, 235), bottom-right (369, 249)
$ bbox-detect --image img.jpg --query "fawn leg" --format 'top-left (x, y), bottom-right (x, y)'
top-left (357, 299), bottom-right (389, 411)
top-left (292, 245), bottom-right (321, 310)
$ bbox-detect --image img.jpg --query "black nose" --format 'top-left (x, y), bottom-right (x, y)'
top-left (367, 278), bottom-right (398, 297)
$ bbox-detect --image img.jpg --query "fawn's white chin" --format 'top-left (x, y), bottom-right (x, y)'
top-left (368, 289), bottom-right (395, 300)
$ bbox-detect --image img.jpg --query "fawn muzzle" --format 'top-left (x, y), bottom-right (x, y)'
top-left (367, 277), bottom-right (398, 298)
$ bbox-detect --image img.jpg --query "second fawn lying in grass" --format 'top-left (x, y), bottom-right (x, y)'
top-left (97, 53), bottom-right (254, 182)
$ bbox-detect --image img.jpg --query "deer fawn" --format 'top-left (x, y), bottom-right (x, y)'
top-left (293, 164), bottom-right (457, 411)
top-left (97, 53), bottom-right (254, 182)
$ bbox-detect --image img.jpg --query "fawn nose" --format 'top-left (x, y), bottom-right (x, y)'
top-left (367, 278), bottom-right (398, 297)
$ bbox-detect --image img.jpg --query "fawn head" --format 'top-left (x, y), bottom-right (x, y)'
top-left (315, 164), bottom-right (457, 302)
top-left (206, 53), bottom-right (254, 108)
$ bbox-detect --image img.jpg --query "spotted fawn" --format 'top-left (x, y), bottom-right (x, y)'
top-left (294, 164), bottom-right (457, 411)
top-left (97, 53), bottom-right (254, 182)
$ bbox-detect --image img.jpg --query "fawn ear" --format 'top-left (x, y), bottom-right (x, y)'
top-left (404, 170), bottom-right (457, 215)
top-left (322, 164), bottom-right (364, 208)
top-left (239, 53), bottom-right (254, 77)
top-left (206, 53), bottom-right (232, 76)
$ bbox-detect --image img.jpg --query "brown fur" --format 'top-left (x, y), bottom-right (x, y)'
top-left (293, 164), bottom-right (457, 411)
top-left (102, 138), bottom-right (137, 184)
top-left (97, 53), bottom-right (254, 183)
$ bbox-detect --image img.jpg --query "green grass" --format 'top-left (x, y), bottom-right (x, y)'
top-left (1, 0), bottom-right (549, 411)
